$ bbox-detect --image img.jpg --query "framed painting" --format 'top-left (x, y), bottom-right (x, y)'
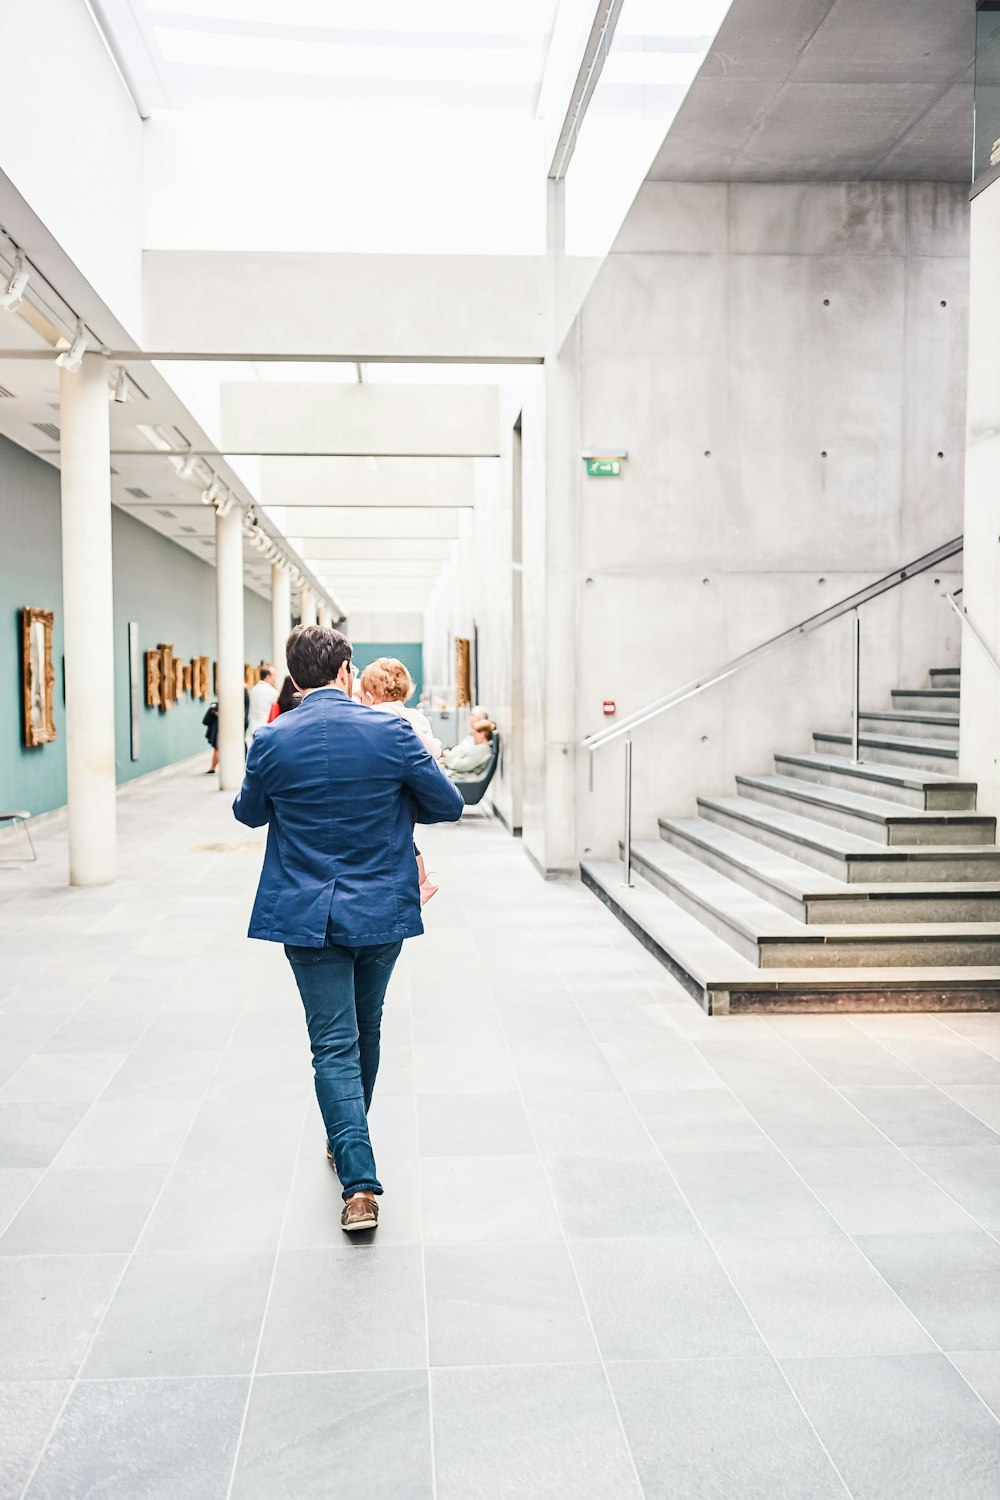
top-left (145, 649), bottom-right (162, 708)
top-left (159, 644), bottom-right (175, 709)
top-left (173, 658), bottom-right (185, 700)
top-left (182, 663), bottom-right (192, 695)
top-left (21, 607), bottom-right (56, 747)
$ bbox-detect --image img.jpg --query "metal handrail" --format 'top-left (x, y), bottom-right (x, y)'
top-left (945, 592), bottom-right (1000, 680)
top-left (583, 536), bottom-right (963, 753)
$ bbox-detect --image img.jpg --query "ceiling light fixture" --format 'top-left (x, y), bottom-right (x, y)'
top-left (55, 323), bottom-right (88, 373)
top-left (201, 476), bottom-right (222, 506)
top-left (0, 254), bottom-right (29, 312)
top-left (112, 367), bottom-right (130, 403)
top-left (178, 451), bottom-right (199, 481)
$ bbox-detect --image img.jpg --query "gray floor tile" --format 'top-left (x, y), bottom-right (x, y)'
top-left (83, 1250), bottom-right (272, 1377)
top-left (54, 1094), bottom-right (202, 1167)
top-left (940, 1084), bottom-right (1000, 1132)
top-left (728, 1082), bottom-right (888, 1150)
top-left (432, 1364), bottom-right (641, 1500)
top-left (0, 1166), bottom-right (43, 1232)
top-left (948, 1351), bottom-right (1000, 1418)
top-left (0, 1166), bottom-right (167, 1254)
top-left (0, 1051), bottom-right (125, 1103)
top-left (177, 1091), bottom-right (304, 1164)
top-left (0, 1102), bottom-right (91, 1166)
top-left (139, 1162), bottom-right (291, 1253)
top-left (609, 1357), bottom-right (848, 1499)
top-left (231, 1371), bottom-right (432, 1500)
top-left (420, 1155), bottom-right (560, 1243)
top-left (775, 1031), bottom-right (925, 1087)
top-left (425, 1241), bottom-right (597, 1366)
top-left (666, 1149), bottom-right (841, 1239)
top-left (783, 1354), bottom-right (1000, 1500)
top-left (100, 1045), bottom-right (220, 1099)
top-left (789, 1144), bottom-right (982, 1234)
top-left (0, 1380), bottom-right (71, 1499)
top-left (258, 1246), bottom-right (426, 1372)
top-left (713, 1234), bottom-right (935, 1359)
top-left (841, 1085), bottom-right (1000, 1150)
top-left (601, 1037), bottom-right (722, 1091)
top-left (0, 1253), bottom-right (126, 1378)
top-left (858, 1232), bottom-right (1000, 1351)
top-left (905, 1143), bottom-right (1000, 1230)
top-left (571, 1236), bottom-right (763, 1360)
top-left (40, 997), bottom-right (160, 1054)
top-left (25, 1376), bottom-right (248, 1500)
top-left (412, 1042), bottom-right (517, 1094)
top-left (507, 1039), bottom-right (620, 1095)
top-left (526, 1089), bottom-right (658, 1160)
top-left (547, 1155), bottom-right (699, 1238)
top-left (630, 1087), bottom-right (770, 1154)
top-left (416, 1092), bottom-right (534, 1155)
top-left (365, 1092), bottom-right (418, 1156)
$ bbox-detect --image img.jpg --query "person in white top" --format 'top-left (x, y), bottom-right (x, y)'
top-left (359, 657), bottom-right (446, 903)
top-left (246, 666), bottom-right (279, 746)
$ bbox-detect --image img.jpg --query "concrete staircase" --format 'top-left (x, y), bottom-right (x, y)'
top-left (582, 667), bottom-right (1000, 1014)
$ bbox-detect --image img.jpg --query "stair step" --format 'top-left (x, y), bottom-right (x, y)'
top-left (929, 668), bottom-right (960, 690)
top-left (892, 688), bottom-right (960, 713)
top-left (697, 794), bottom-right (1000, 883)
top-left (660, 816), bottom-right (1000, 924)
top-left (814, 729), bottom-right (958, 771)
top-left (774, 752), bottom-right (976, 810)
top-left (861, 709), bottom-right (959, 742)
top-left (581, 860), bottom-right (1000, 1014)
top-left (734, 773), bottom-right (995, 846)
top-left (626, 840), bottom-right (1000, 969)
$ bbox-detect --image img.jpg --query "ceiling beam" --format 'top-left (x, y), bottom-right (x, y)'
top-left (221, 383), bottom-right (499, 457)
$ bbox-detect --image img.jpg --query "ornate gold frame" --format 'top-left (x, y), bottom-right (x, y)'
top-left (21, 607), bottom-right (56, 747)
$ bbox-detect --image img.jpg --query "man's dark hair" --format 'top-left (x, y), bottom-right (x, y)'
top-left (285, 626), bottom-right (352, 690)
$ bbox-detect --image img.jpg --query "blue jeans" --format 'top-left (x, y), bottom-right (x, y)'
top-left (285, 932), bottom-right (403, 1199)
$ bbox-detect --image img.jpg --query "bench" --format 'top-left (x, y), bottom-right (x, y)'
top-left (454, 733), bottom-right (500, 810)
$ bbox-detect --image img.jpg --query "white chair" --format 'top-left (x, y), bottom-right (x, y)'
top-left (0, 811), bottom-right (36, 864)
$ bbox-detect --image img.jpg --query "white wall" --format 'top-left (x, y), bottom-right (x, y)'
top-left (575, 181), bottom-right (968, 857)
top-left (961, 177), bottom-right (1000, 812)
top-left (0, 0), bottom-right (144, 339)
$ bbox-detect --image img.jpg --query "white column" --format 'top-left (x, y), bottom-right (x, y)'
top-left (271, 563), bottom-right (291, 682)
top-left (318, 603), bottom-right (332, 629)
top-left (216, 504), bottom-right (246, 791)
top-left (300, 586), bottom-right (317, 626)
top-left (60, 353), bottom-right (116, 886)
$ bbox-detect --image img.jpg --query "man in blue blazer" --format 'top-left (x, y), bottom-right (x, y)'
top-left (233, 625), bottom-right (464, 1232)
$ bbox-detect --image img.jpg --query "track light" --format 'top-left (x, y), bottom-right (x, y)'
top-left (178, 451), bottom-right (199, 481)
top-left (0, 254), bottom-right (28, 312)
top-left (55, 323), bottom-right (88, 373)
top-left (112, 367), bottom-right (129, 403)
top-left (201, 476), bottom-right (222, 506)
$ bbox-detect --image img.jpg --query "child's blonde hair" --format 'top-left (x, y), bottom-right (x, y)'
top-left (360, 657), bottom-right (415, 704)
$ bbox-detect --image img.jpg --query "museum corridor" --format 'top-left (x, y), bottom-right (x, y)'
top-left (0, 768), bottom-right (998, 1497)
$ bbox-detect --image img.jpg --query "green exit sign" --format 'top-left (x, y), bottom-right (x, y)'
top-left (586, 458), bottom-right (621, 477)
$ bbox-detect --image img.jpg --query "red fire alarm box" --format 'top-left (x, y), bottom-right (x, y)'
top-left (602, 700), bottom-right (616, 716)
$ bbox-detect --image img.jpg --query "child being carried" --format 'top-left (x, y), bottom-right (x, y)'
top-left (359, 657), bottom-right (444, 905)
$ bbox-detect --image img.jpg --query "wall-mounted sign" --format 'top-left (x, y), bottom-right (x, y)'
top-left (586, 458), bottom-right (621, 477)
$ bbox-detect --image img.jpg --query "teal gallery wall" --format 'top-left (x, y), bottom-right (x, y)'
top-left (349, 640), bottom-right (423, 703)
top-left (1, 433), bottom-right (271, 817)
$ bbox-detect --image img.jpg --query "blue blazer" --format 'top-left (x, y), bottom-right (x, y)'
top-left (232, 688), bottom-right (464, 947)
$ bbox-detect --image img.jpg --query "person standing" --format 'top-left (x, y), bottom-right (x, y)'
top-left (246, 665), bottom-right (279, 745)
top-left (232, 626), bottom-right (464, 1231)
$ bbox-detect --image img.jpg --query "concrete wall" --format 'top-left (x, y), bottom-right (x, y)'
top-left (576, 181), bottom-right (968, 857)
top-left (961, 176), bottom-right (1000, 813)
top-left (0, 434), bottom-right (271, 817)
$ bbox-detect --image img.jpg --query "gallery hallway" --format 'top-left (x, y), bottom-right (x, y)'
top-left (2, 766), bottom-right (1000, 1499)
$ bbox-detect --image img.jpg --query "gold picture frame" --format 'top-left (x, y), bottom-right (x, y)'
top-left (145, 649), bottom-right (162, 708)
top-left (193, 656), bottom-right (210, 700)
top-left (159, 644), bottom-right (175, 709)
top-left (455, 636), bottom-right (471, 708)
top-left (21, 607), bottom-right (56, 747)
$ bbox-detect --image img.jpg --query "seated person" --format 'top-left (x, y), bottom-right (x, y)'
top-left (360, 657), bottom-right (444, 903)
top-left (442, 719), bottom-right (495, 779)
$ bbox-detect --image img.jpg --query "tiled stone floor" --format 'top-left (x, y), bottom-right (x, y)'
top-left (2, 766), bottom-right (1000, 1497)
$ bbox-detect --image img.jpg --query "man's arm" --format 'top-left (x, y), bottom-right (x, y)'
top-left (398, 724), bottom-right (465, 824)
top-left (232, 733), bottom-right (272, 828)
